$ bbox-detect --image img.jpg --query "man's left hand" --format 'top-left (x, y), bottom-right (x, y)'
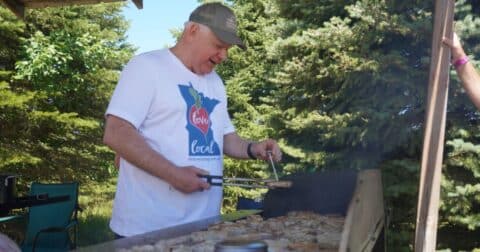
top-left (251, 139), bottom-right (282, 162)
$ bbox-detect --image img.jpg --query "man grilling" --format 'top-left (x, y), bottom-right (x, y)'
top-left (103, 2), bottom-right (282, 237)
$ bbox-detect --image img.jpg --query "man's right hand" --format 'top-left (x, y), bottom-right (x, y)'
top-left (104, 115), bottom-right (211, 194)
top-left (443, 32), bottom-right (467, 61)
top-left (168, 166), bottom-right (211, 194)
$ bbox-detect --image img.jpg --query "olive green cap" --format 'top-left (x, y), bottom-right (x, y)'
top-left (189, 2), bottom-right (246, 50)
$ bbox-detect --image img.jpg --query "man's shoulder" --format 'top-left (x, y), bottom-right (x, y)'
top-left (129, 49), bottom-right (170, 66)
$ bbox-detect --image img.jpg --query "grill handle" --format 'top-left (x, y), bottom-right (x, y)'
top-left (198, 174), bottom-right (223, 186)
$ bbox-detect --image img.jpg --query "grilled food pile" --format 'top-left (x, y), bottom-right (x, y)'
top-left (120, 211), bottom-right (345, 252)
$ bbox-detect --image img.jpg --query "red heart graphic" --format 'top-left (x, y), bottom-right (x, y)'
top-left (189, 105), bottom-right (210, 135)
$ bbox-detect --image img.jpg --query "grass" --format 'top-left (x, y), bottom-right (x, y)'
top-left (77, 177), bottom-right (117, 247)
top-left (221, 209), bottom-right (262, 222)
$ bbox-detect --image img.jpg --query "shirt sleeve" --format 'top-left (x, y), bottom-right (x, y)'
top-left (105, 55), bottom-right (157, 129)
top-left (224, 109), bottom-right (235, 135)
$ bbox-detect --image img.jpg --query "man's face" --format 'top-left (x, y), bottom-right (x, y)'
top-left (191, 25), bottom-right (232, 75)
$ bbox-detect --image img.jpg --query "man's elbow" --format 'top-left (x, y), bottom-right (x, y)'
top-left (103, 117), bottom-right (117, 149)
top-left (103, 129), bottom-right (115, 149)
top-left (103, 115), bottom-right (135, 150)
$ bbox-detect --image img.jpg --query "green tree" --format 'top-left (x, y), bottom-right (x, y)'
top-left (220, 0), bottom-right (480, 250)
top-left (0, 3), bottom-right (134, 185)
top-left (263, 1), bottom-right (432, 249)
top-left (214, 0), bottom-right (284, 212)
top-left (0, 7), bottom-right (36, 189)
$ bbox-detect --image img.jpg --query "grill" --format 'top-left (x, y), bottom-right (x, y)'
top-left (77, 169), bottom-right (384, 252)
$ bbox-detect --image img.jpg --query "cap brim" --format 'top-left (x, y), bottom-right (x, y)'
top-left (210, 27), bottom-right (246, 50)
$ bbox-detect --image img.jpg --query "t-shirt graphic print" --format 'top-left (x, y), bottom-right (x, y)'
top-left (179, 82), bottom-right (221, 157)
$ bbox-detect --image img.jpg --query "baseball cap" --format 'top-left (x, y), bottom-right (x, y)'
top-left (189, 2), bottom-right (246, 50)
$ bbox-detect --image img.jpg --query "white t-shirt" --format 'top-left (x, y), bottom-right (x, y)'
top-left (106, 49), bottom-right (235, 236)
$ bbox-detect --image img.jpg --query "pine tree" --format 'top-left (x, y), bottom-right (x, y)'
top-left (221, 0), bottom-right (479, 249)
top-left (263, 1), bottom-right (433, 248)
top-left (437, 0), bottom-right (480, 248)
top-left (216, 0), bottom-right (282, 212)
top-left (0, 3), bottom-right (134, 185)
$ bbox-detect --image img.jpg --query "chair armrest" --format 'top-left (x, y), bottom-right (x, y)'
top-left (35, 220), bottom-right (78, 235)
top-left (0, 215), bottom-right (24, 223)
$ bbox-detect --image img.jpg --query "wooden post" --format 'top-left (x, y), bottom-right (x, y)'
top-left (415, 0), bottom-right (454, 251)
top-left (0, 0), bottom-right (25, 19)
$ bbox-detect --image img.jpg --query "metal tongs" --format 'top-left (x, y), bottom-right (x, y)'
top-left (198, 175), bottom-right (291, 189)
top-left (199, 151), bottom-right (292, 189)
top-left (267, 151), bottom-right (279, 181)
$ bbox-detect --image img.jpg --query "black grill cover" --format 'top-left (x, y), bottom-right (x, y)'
top-left (262, 169), bottom-right (358, 218)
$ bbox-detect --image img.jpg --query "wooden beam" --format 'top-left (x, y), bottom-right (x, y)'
top-left (340, 169), bottom-right (385, 252)
top-left (20, 0), bottom-right (142, 9)
top-left (414, 0), bottom-right (454, 251)
top-left (131, 0), bottom-right (142, 9)
top-left (21, 0), bottom-right (126, 8)
top-left (1, 0), bottom-right (143, 19)
top-left (0, 0), bottom-right (25, 19)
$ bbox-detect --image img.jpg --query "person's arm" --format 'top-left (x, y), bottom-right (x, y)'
top-left (457, 58), bottom-right (480, 110)
top-left (223, 132), bottom-right (282, 162)
top-left (103, 115), bottom-right (210, 193)
top-left (443, 33), bottom-right (480, 110)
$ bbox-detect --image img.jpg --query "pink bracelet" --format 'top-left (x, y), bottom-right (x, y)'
top-left (453, 56), bottom-right (469, 68)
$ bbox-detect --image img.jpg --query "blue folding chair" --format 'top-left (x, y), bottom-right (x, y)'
top-left (20, 182), bottom-right (80, 252)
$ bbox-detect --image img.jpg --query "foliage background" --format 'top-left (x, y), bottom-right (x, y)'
top-left (0, 3), bottom-right (133, 245)
top-left (219, 0), bottom-right (480, 250)
top-left (0, 0), bottom-right (479, 250)
top-left (0, 3), bottom-right (133, 186)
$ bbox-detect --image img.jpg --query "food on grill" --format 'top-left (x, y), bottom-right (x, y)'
top-left (120, 211), bottom-right (344, 252)
top-left (265, 180), bottom-right (292, 189)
